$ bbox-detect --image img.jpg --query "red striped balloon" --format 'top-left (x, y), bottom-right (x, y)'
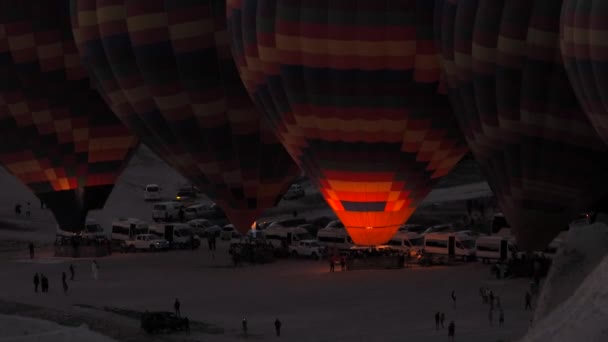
top-left (228, 0), bottom-right (468, 245)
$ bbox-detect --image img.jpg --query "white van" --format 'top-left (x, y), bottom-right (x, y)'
top-left (184, 204), bottom-right (206, 221)
top-left (149, 223), bottom-right (200, 248)
top-left (264, 225), bottom-right (313, 249)
top-left (144, 184), bottom-right (161, 201)
top-left (317, 226), bottom-right (354, 250)
top-left (111, 218), bottom-right (149, 246)
top-left (152, 201), bottom-right (184, 222)
top-left (387, 232), bottom-right (424, 256)
top-left (423, 232), bottom-right (476, 261)
top-left (476, 236), bottom-right (519, 262)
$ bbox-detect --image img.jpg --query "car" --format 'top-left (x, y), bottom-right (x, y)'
top-left (152, 202), bottom-right (185, 222)
top-left (220, 224), bottom-right (242, 240)
top-left (123, 234), bottom-right (170, 252)
top-left (183, 204), bottom-right (208, 221)
top-left (283, 184), bottom-right (305, 200)
top-left (187, 219), bottom-right (222, 238)
top-left (144, 184), bottom-right (162, 201)
top-left (175, 188), bottom-right (197, 202)
top-left (289, 240), bottom-right (325, 259)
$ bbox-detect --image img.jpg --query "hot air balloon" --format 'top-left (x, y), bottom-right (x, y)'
top-left (0, 0), bottom-right (138, 232)
top-left (71, 0), bottom-right (300, 234)
top-left (227, 0), bottom-right (469, 245)
top-left (561, 0), bottom-right (608, 145)
top-left (435, 0), bottom-right (608, 250)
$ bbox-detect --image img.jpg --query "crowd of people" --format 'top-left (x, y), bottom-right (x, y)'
top-left (30, 260), bottom-right (100, 296)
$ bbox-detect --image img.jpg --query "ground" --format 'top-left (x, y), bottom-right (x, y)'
top-left (0, 147), bottom-right (539, 341)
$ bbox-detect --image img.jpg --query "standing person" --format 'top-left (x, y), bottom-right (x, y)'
top-left (62, 272), bottom-right (68, 295)
top-left (340, 256), bottom-right (346, 271)
top-left (329, 258), bottom-right (335, 272)
top-left (28, 242), bottom-right (35, 259)
top-left (174, 298), bottom-right (181, 317)
top-left (33, 273), bottom-right (39, 293)
top-left (26, 201), bottom-right (31, 217)
top-left (15, 203), bottom-right (21, 216)
top-left (448, 321), bottom-right (455, 341)
top-left (499, 309), bottom-right (505, 327)
top-left (274, 318), bottom-right (282, 337)
top-left (41, 274), bottom-right (48, 293)
top-left (440, 312), bottom-right (445, 328)
top-left (525, 291), bottom-right (532, 310)
top-left (69, 264), bottom-right (75, 281)
top-left (489, 291), bottom-right (495, 310)
top-left (91, 260), bottom-right (99, 280)
top-left (451, 290), bottom-right (456, 309)
top-left (434, 312), bottom-right (440, 330)
top-left (242, 318), bottom-right (248, 336)
top-left (488, 308), bottom-right (493, 326)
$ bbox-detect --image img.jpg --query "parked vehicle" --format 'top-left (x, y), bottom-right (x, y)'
top-left (152, 201), bottom-right (185, 222)
top-left (124, 234), bottom-right (170, 252)
top-left (175, 188), bottom-right (197, 202)
top-left (144, 184), bottom-right (162, 201)
top-left (317, 222), bottom-right (354, 250)
top-left (183, 204), bottom-right (208, 221)
top-left (289, 240), bottom-right (325, 259)
top-left (149, 223), bottom-right (200, 249)
top-left (491, 213), bottom-right (510, 234)
top-left (423, 232), bottom-right (476, 261)
top-left (283, 184), bottom-right (305, 200)
top-left (475, 236), bottom-right (519, 263)
top-left (197, 203), bottom-right (228, 222)
top-left (111, 218), bottom-right (149, 244)
top-left (387, 232), bottom-right (424, 256)
top-left (82, 219), bottom-right (106, 240)
top-left (187, 219), bottom-right (221, 238)
top-left (220, 224), bottom-right (242, 241)
top-left (264, 225), bottom-right (313, 249)
top-left (422, 223), bottom-right (454, 235)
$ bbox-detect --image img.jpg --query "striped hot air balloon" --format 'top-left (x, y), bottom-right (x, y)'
top-left (561, 0), bottom-right (608, 145)
top-left (228, 0), bottom-right (468, 245)
top-left (71, 0), bottom-right (300, 234)
top-left (435, 0), bottom-right (608, 250)
top-left (0, 0), bottom-right (138, 231)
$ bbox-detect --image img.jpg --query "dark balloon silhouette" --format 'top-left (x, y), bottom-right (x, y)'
top-left (0, 0), bottom-right (137, 231)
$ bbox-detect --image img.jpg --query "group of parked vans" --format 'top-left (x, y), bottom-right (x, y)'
top-left (111, 217), bottom-right (201, 250)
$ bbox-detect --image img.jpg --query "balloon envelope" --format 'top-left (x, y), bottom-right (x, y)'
top-left (435, 0), bottom-right (608, 250)
top-left (71, 0), bottom-right (300, 234)
top-left (561, 0), bottom-right (608, 146)
top-left (228, 0), bottom-right (468, 245)
top-left (0, 0), bottom-right (138, 231)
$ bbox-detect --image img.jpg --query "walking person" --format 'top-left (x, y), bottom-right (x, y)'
top-left (242, 318), bottom-right (248, 336)
top-left (340, 256), bottom-right (346, 271)
top-left (15, 203), bottom-right (21, 216)
top-left (62, 272), bottom-right (68, 295)
top-left (33, 273), bottom-right (39, 293)
top-left (525, 291), bottom-right (532, 310)
top-left (435, 312), bottom-right (440, 330)
top-left (499, 309), bottom-right (505, 327)
top-left (274, 318), bottom-right (282, 337)
top-left (69, 264), bottom-right (75, 281)
top-left (174, 298), bottom-right (181, 317)
top-left (440, 312), bottom-right (445, 328)
top-left (329, 258), bottom-right (335, 272)
top-left (91, 260), bottom-right (99, 280)
top-left (451, 290), bottom-right (456, 309)
top-left (448, 321), bottom-right (455, 341)
top-left (489, 290), bottom-right (495, 308)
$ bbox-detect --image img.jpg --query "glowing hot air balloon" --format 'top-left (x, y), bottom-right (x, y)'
top-left (435, 0), bottom-right (608, 250)
top-left (71, 0), bottom-right (300, 234)
top-left (228, 0), bottom-right (469, 245)
top-left (0, 0), bottom-right (138, 231)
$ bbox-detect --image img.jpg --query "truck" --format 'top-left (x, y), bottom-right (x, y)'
top-left (149, 223), bottom-right (201, 249)
top-left (288, 240), bottom-right (325, 259)
top-left (123, 234), bottom-right (170, 252)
